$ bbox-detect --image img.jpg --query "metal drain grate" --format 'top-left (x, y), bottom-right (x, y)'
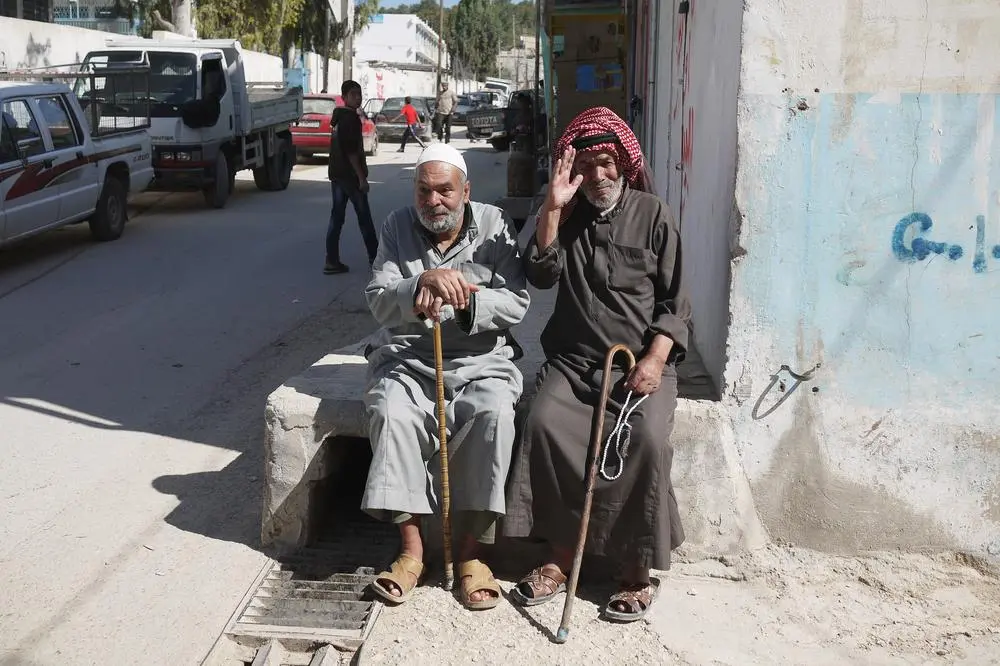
top-left (223, 515), bottom-right (396, 648)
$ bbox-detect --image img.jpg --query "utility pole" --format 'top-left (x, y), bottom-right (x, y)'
top-left (322, 6), bottom-right (331, 92)
top-left (436, 0), bottom-right (444, 93)
top-left (342, 0), bottom-right (353, 80)
top-left (513, 18), bottom-right (519, 89)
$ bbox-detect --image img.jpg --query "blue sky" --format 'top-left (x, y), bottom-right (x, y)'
top-left (379, 0), bottom-right (461, 8)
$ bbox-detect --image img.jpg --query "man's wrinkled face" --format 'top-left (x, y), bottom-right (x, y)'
top-left (415, 162), bottom-right (470, 234)
top-left (573, 150), bottom-right (624, 210)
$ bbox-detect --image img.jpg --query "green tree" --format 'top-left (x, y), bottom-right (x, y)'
top-left (381, 0), bottom-right (443, 33)
top-left (192, 0), bottom-right (379, 62)
top-left (447, 0), bottom-right (504, 80)
top-left (384, 0), bottom-right (536, 80)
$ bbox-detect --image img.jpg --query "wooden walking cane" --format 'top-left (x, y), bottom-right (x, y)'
top-left (432, 320), bottom-right (455, 591)
top-left (555, 343), bottom-right (636, 643)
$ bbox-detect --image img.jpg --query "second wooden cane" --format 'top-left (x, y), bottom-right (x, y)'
top-left (432, 320), bottom-right (455, 590)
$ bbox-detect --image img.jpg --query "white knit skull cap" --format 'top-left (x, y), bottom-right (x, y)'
top-left (415, 143), bottom-right (468, 177)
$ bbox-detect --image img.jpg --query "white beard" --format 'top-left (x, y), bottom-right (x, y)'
top-left (583, 176), bottom-right (625, 212)
top-left (417, 205), bottom-right (463, 234)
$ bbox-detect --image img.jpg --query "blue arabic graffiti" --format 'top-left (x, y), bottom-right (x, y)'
top-left (892, 213), bottom-right (1000, 272)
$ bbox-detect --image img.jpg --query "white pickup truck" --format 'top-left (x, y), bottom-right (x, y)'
top-left (82, 38), bottom-right (303, 209)
top-left (0, 74), bottom-right (153, 247)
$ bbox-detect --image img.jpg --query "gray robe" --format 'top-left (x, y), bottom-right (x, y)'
top-left (362, 202), bottom-right (530, 531)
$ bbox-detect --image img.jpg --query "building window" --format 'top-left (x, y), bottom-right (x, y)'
top-left (23, 0), bottom-right (50, 21)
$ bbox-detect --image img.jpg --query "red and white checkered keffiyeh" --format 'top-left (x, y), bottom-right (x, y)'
top-left (553, 106), bottom-right (652, 192)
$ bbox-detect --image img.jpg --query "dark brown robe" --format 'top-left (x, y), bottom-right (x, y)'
top-left (504, 185), bottom-right (691, 570)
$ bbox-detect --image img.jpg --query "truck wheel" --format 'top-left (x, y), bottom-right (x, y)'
top-left (252, 164), bottom-right (273, 190)
top-left (490, 138), bottom-right (510, 152)
top-left (270, 136), bottom-right (294, 191)
top-left (89, 175), bottom-right (128, 242)
top-left (204, 151), bottom-right (231, 208)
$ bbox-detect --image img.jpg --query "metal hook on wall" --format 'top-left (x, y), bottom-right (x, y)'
top-left (751, 362), bottom-right (822, 421)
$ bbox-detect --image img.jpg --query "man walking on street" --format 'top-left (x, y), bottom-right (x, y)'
top-left (326, 79), bottom-right (379, 274)
top-left (394, 97), bottom-right (426, 153)
top-left (434, 81), bottom-right (458, 143)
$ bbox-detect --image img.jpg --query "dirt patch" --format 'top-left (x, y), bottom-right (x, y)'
top-left (361, 544), bottom-right (1000, 665)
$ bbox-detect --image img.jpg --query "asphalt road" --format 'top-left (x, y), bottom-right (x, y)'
top-left (0, 138), bottom-right (511, 665)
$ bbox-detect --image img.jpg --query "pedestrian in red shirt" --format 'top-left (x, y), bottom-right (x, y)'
top-left (392, 96), bottom-right (426, 152)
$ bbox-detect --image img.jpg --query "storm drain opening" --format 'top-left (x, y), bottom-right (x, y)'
top-left (204, 439), bottom-right (398, 665)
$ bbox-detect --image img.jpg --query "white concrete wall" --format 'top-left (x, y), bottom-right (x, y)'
top-left (353, 13), bottom-right (443, 66)
top-left (0, 16), bottom-right (113, 69)
top-left (729, 0), bottom-right (1000, 556)
top-left (648, 2), bottom-right (742, 392)
top-left (302, 52), bottom-right (344, 94)
top-left (355, 61), bottom-right (477, 101)
top-left (0, 17), bottom-right (283, 81)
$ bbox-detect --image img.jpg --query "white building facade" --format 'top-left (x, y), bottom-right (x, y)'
top-left (353, 13), bottom-right (445, 67)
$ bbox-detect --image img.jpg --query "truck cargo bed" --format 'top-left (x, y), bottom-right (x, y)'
top-left (240, 83), bottom-right (303, 135)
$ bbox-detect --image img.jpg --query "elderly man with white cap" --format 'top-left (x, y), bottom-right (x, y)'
top-left (362, 143), bottom-right (529, 610)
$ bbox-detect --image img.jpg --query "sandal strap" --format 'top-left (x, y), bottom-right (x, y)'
top-left (391, 553), bottom-right (425, 578)
top-left (519, 565), bottom-right (566, 595)
top-left (609, 584), bottom-right (653, 612)
top-left (375, 554), bottom-right (425, 594)
top-left (458, 559), bottom-right (500, 596)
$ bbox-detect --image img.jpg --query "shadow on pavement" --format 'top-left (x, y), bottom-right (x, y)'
top-left (0, 162), bottom-right (417, 551)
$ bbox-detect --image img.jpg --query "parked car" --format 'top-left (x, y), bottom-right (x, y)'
top-left (452, 95), bottom-right (475, 125)
top-left (368, 96), bottom-right (433, 144)
top-left (0, 77), bottom-right (153, 247)
top-left (291, 93), bottom-right (378, 161)
top-left (416, 96), bottom-right (437, 117)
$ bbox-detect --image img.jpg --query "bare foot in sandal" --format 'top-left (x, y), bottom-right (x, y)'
top-left (371, 519), bottom-right (425, 604)
top-left (458, 534), bottom-right (499, 606)
top-left (512, 546), bottom-right (573, 606)
top-left (604, 565), bottom-right (660, 622)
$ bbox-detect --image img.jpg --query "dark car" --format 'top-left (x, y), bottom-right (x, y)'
top-left (369, 96), bottom-right (433, 143)
top-left (452, 95), bottom-right (477, 124)
top-left (291, 93), bottom-right (378, 161)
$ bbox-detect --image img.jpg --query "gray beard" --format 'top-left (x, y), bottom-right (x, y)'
top-left (417, 205), bottom-right (463, 234)
top-left (583, 176), bottom-right (625, 212)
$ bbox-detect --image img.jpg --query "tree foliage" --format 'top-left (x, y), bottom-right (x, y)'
top-left (384, 0), bottom-right (537, 80)
top-left (135, 0), bottom-right (380, 63)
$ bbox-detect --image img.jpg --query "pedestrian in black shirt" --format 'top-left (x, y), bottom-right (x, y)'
top-left (325, 80), bottom-right (379, 274)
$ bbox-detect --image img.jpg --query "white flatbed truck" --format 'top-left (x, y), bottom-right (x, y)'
top-left (82, 38), bottom-right (304, 208)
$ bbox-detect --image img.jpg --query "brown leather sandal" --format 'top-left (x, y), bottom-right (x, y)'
top-left (458, 559), bottom-right (502, 610)
top-left (602, 578), bottom-right (660, 622)
top-left (510, 564), bottom-right (567, 606)
top-left (370, 553), bottom-right (425, 604)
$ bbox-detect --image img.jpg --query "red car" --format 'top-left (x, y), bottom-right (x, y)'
top-left (291, 93), bottom-right (379, 161)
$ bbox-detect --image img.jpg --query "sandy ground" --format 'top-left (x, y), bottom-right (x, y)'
top-left (362, 544), bottom-right (1000, 665)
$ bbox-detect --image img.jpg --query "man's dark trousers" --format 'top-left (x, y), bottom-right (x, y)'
top-left (327, 180), bottom-right (378, 266)
top-left (435, 112), bottom-right (452, 142)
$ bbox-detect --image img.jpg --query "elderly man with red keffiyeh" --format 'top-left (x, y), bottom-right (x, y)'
top-left (504, 106), bottom-right (692, 622)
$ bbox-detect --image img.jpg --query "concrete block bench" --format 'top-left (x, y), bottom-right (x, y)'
top-left (262, 203), bottom-right (765, 560)
top-left (261, 312), bottom-right (766, 562)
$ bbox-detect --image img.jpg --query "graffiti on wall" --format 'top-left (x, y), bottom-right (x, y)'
top-left (892, 212), bottom-right (999, 272)
top-left (0, 34), bottom-right (53, 70)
